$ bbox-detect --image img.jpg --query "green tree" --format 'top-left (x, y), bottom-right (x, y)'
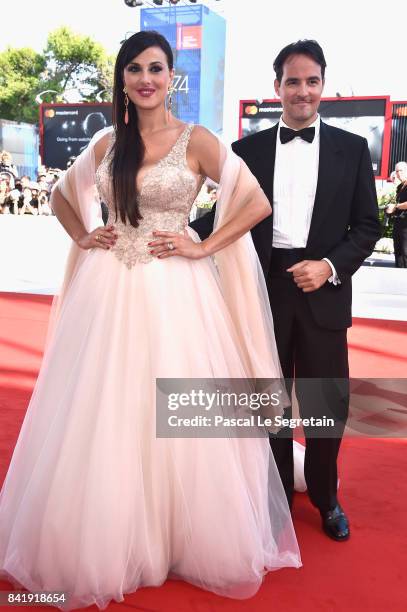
top-left (85, 55), bottom-right (115, 102)
top-left (0, 47), bottom-right (46, 123)
top-left (0, 27), bottom-right (114, 124)
top-left (44, 27), bottom-right (113, 98)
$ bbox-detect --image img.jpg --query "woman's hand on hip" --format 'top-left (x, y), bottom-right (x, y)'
top-left (76, 225), bottom-right (118, 250)
top-left (148, 230), bottom-right (207, 260)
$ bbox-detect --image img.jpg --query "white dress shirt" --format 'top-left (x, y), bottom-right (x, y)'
top-left (273, 115), bottom-right (339, 283)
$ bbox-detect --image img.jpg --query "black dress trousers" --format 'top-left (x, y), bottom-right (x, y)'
top-left (267, 248), bottom-right (349, 513)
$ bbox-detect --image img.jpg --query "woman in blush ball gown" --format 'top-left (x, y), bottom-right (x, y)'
top-left (0, 31), bottom-right (301, 610)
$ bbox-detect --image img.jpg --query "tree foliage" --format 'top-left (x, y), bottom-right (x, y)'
top-left (0, 27), bottom-right (114, 124)
top-left (0, 48), bottom-right (46, 123)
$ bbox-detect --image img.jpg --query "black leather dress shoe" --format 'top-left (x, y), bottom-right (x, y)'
top-left (320, 504), bottom-right (350, 541)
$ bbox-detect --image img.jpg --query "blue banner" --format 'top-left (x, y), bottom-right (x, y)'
top-left (141, 4), bottom-right (225, 134)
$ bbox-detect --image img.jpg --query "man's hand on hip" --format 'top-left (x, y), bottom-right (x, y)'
top-left (287, 260), bottom-right (332, 293)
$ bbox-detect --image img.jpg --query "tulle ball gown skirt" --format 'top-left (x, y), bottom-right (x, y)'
top-left (0, 247), bottom-right (301, 610)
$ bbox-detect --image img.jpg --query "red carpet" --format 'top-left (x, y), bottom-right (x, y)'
top-left (0, 292), bottom-right (406, 612)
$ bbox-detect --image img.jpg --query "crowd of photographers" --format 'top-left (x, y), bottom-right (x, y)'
top-left (0, 150), bottom-right (62, 216)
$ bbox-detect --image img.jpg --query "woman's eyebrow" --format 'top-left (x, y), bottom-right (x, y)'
top-left (127, 61), bottom-right (164, 66)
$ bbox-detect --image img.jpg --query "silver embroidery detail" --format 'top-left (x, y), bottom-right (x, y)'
top-left (95, 124), bottom-right (202, 268)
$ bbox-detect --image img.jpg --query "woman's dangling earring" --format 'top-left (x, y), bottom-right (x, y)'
top-left (123, 87), bottom-right (129, 125)
top-left (167, 84), bottom-right (175, 112)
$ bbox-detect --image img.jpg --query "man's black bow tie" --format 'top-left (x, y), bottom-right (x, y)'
top-left (280, 126), bottom-right (315, 144)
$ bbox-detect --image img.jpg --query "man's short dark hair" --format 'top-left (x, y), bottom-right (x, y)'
top-left (273, 40), bottom-right (327, 83)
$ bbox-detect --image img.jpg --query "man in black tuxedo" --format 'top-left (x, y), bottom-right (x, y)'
top-left (190, 40), bottom-right (381, 541)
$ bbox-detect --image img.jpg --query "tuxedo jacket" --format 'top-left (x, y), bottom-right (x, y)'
top-left (190, 121), bottom-right (381, 330)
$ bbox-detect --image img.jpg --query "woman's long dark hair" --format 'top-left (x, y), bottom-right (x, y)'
top-left (111, 31), bottom-right (174, 227)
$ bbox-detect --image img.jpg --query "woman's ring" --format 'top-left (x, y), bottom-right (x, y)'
top-left (96, 235), bottom-right (100, 242)
top-left (167, 241), bottom-right (175, 251)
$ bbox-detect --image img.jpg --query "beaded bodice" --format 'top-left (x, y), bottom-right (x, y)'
top-left (95, 124), bottom-right (202, 267)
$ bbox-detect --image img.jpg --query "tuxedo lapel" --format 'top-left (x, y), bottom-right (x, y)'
top-left (251, 125), bottom-right (278, 205)
top-left (306, 122), bottom-right (345, 248)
